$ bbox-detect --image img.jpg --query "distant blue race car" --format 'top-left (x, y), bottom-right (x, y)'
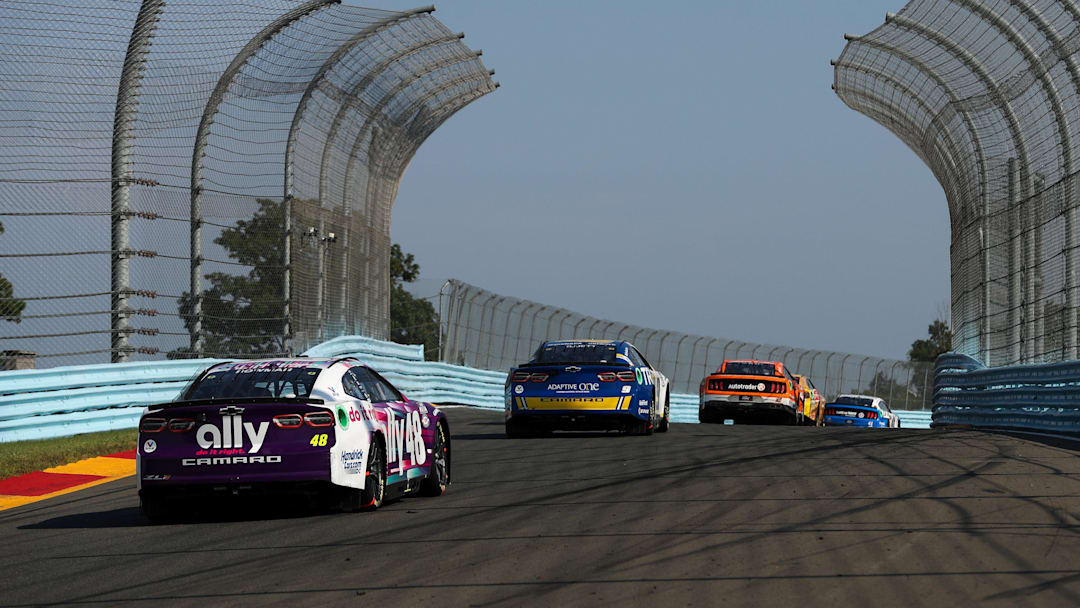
top-left (824, 394), bottom-right (900, 428)
top-left (505, 339), bottom-right (670, 436)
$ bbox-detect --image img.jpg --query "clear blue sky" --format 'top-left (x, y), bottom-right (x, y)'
top-left (365, 0), bottom-right (949, 360)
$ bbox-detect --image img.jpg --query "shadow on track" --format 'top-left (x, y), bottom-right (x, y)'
top-left (20, 497), bottom-right (334, 530)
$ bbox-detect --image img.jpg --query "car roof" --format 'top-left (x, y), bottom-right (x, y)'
top-left (543, 339), bottom-right (619, 346)
top-left (207, 357), bottom-right (358, 372)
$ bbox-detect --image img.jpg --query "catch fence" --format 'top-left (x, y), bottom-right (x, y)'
top-left (834, 0), bottom-right (1080, 367)
top-left (439, 280), bottom-right (935, 409)
top-left (0, 0), bottom-right (496, 368)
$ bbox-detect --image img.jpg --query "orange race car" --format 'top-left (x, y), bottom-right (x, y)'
top-left (698, 360), bottom-right (801, 425)
top-left (794, 374), bottom-right (825, 426)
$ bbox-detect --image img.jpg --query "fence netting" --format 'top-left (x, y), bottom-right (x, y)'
top-left (0, 0), bottom-right (496, 368)
top-left (439, 280), bottom-right (935, 410)
top-left (835, 0), bottom-right (1080, 367)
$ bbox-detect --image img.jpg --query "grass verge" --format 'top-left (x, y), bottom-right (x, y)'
top-left (0, 429), bottom-right (137, 480)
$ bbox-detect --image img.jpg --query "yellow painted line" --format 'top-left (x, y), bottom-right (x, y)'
top-left (0, 472), bottom-right (134, 512)
top-left (45, 456), bottom-right (135, 478)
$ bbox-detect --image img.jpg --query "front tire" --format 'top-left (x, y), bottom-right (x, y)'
top-left (420, 422), bottom-right (449, 497)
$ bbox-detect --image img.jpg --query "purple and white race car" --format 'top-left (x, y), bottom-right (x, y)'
top-left (136, 357), bottom-right (450, 521)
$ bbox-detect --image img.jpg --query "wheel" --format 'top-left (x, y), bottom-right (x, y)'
top-left (632, 398), bottom-right (654, 435)
top-left (505, 418), bottom-right (531, 438)
top-left (359, 440), bottom-right (386, 510)
top-left (420, 422), bottom-right (449, 497)
top-left (140, 492), bottom-right (176, 524)
top-left (657, 395), bottom-right (670, 433)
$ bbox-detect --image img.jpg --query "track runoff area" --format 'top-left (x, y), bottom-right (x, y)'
top-left (2, 408), bottom-right (1080, 607)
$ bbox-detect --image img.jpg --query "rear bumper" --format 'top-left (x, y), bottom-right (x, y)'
top-left (138, 452), bottom-right (332, 489)
top-left (139, 480), bottom-right (335, 502)
top-left (508, 412), bottom-right (644, 431)
top-left (824, 416), bottom-right (887, 428)
top-left (701, 398), bottom-right (796, 417)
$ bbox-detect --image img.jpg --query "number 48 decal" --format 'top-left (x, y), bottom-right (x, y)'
top-left (309, 434), bottom-right (328, 447)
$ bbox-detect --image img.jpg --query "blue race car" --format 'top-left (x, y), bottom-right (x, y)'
top-left (505, 339), bottom-right (670, 436)
top-left (824, 394), bottom-right (900, 428)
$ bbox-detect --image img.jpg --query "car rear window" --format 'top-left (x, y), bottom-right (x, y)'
top-left (722, 362), bottom-right (779, 377)
top-left (832, 396), bottom-right (874, 406)
top-left (534, 342), bottom-right (619, 365)
top-left (185, 362), bottom-right (321, 400)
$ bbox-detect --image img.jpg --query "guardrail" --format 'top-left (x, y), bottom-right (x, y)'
top-left (933, 352), bottom-right (1080, 433)
top-left (0, 337), bottom-right (933, 442)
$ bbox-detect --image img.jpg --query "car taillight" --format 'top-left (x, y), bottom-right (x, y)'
top-left (305, 411), bottom-right (334, 427)
top-left (511, 371), bottom-right (530, 382)
top-left (616, 370), bottom-right (636, 382)
top-left (168, 418), bottom-right (194, 432)
top-left (273, 414), bottom-right (303, 429)
top-left (865, 411), bottom-right (878, 419)
top-left (140, 417), bottom-right (166, 433)
top-left (529, 373), bottom-right (549, 382)
top-left (598, 372), bottom-right (616, 382)
top-left (825, 408), bottom-right (837, 416)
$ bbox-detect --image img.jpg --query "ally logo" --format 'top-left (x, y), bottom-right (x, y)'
top-left (385, 410), bottom-right (428, 468)
top-left (197, 412), bottom-right (268, 454)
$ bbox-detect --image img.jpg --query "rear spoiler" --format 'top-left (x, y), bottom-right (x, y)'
top-left (517, 361), bottom-right (632, 368)
top-left (145, 396), bottom-right (326, 412)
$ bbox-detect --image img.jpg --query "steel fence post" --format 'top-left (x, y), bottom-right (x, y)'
top-left (796, 349), bottom-right (811, 374)
top-left (722, 340), bottom-right (740, 361)
top-left (687, 336), bottom-right (707, 390)
top-left (498, 300), bottom-right (526, 368)
top-left (572, 317), bottom-right (588, 339)
top-left (459, 290), bottom-right (484, 366)
top-left (517, 303), bottom-right (539, 361)
top-left (837, 354), bottom-right (852, 394)
top-left (112, 0), bottom-right (165, 363)
top-left (527, 306), bottom-right (550, 352)
top-left (855, 357), bottom-right (870, 392)
top-left (673, 334), bottom-right (691, 390)
top-left (481, 296), bottom-right (506, 369)
top-left (824, 353), bottom-right (838, 398)
top-left (888, 361), bottom-right (901, 405)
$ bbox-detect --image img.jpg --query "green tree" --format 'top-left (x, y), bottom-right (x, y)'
top-left (171, 199), bottom-right (286, 358)
top-left (0, 221), bottom-right (26, 323)
top-left (909, 318), bottom-right (952, 362)
top-left (390, 243), bottom-right (439, 360)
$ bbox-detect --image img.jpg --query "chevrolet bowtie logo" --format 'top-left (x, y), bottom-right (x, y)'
top-left (565, 366), bottom-right (581, 373)
top-left (219, 406), bottom-right (245, 416)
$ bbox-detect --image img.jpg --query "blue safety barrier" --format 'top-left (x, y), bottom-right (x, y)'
top-left (933, 352), bottom-right (1080, 433)
top-left (0, 338), bottom-right (933, 442)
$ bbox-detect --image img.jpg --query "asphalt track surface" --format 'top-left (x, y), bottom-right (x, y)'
top-left (2, 408), bottom-right (1080, 607)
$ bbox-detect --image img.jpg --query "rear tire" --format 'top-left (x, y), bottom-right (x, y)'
top-left (505, 418), bottom-right (530, 438)
top-left (420, 422), bottom-right (449, 497)
top-left (359, 440), bottom-right (386, 511)
top-left (657, 395), bottom-right (670, 433)
top-left (140, 493), bottom-right (176, 524)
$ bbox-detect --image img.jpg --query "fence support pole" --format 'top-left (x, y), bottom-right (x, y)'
top-left (111, 0), bottom-right (166, 363)
top-left (1008, 157), bottom-right (1023, 364)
